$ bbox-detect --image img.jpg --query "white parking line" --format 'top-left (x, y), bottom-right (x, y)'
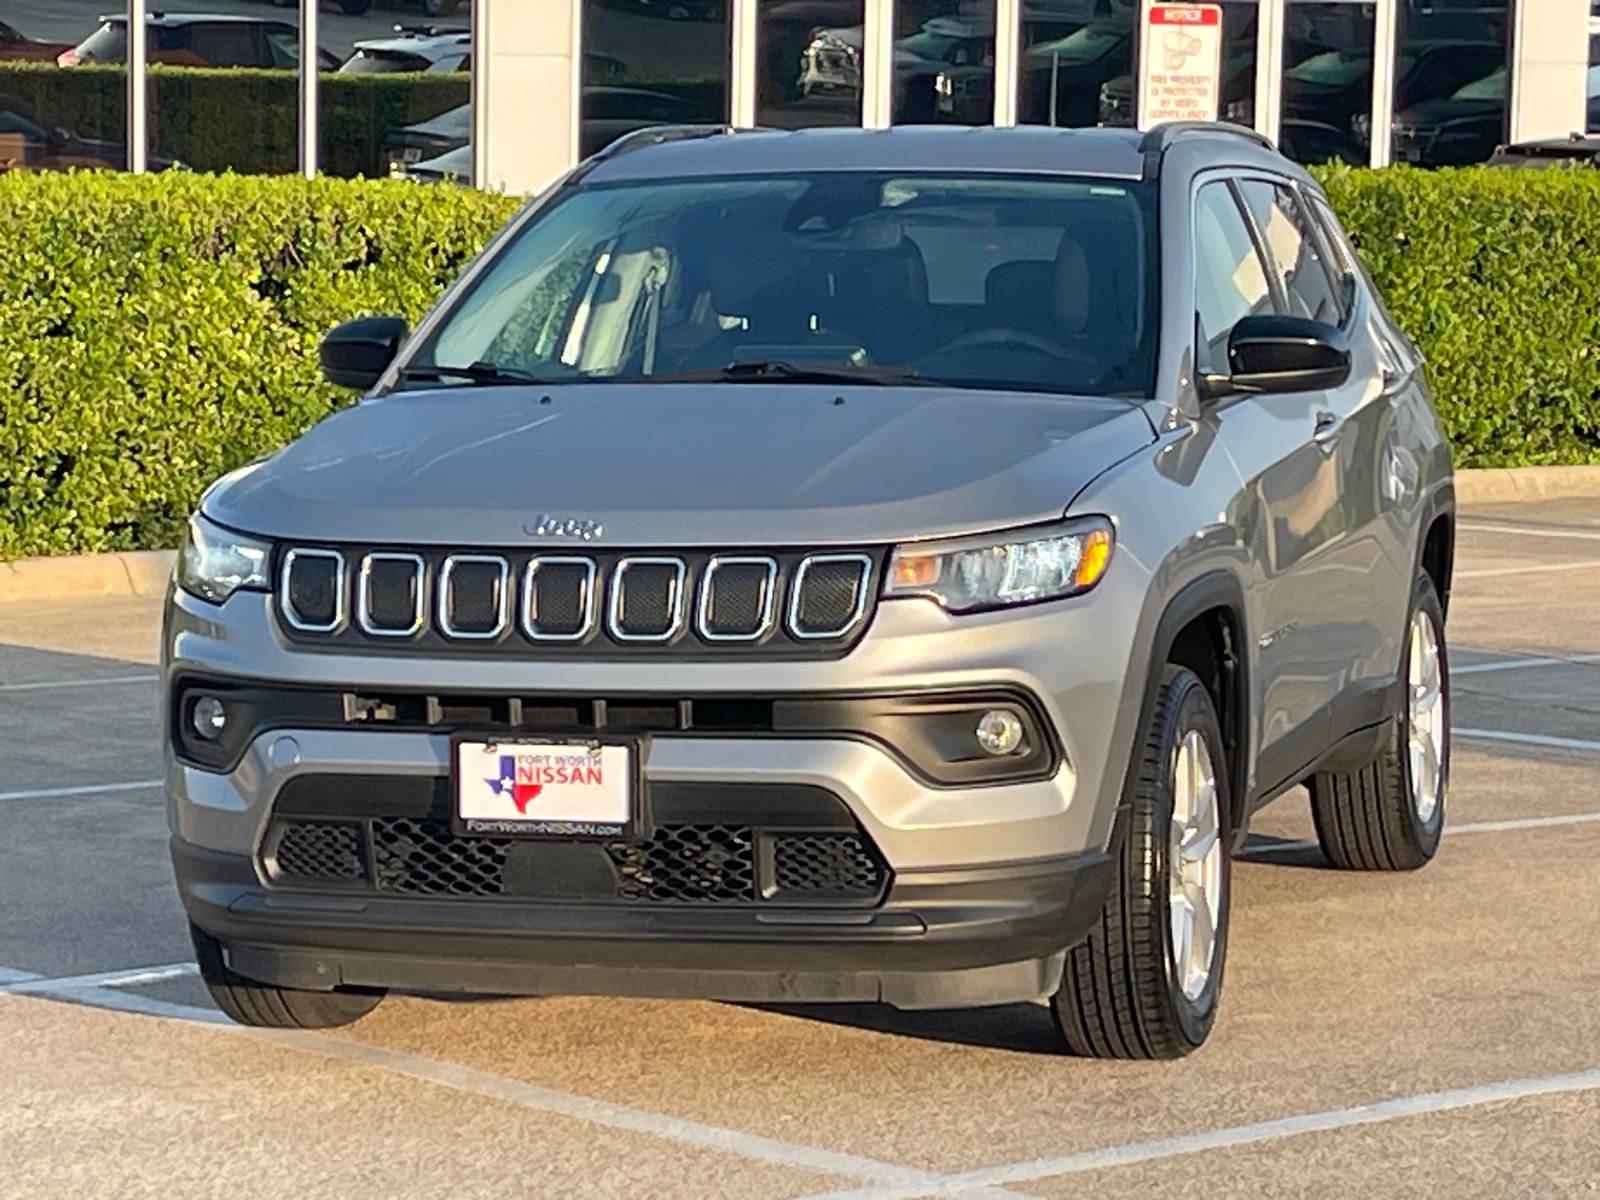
top-left (0, 675), bottom-right (158, 692)
top-left (1453, 728), bottom-right (1600, 754)
top-left (1453, 654), bottom-right (1600, 675)
top-left (1459, 522), bottom-right (1600, 542)
top-left (0, 780), bottom-right (163, 802)
top-left (0, 966), bottom-right (42, 985)
top-left (797, 1069), bottom-right (1600, 1198)
top-left (3, 962), bottom-right (197, 994)
top-left (1457, 559), bottom-right (1600, 578)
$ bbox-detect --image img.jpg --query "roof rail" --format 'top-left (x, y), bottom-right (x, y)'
top-left (592, 123), bottom-right (743, 163)
top-left (1137, 120), bottom-right (1276, 156)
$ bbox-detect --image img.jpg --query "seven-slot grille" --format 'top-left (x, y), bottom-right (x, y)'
top-left (280, 547), bottom-right (879, 653)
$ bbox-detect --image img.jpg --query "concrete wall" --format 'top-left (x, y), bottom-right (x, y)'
top-left (473, 0), bottom-right (581, 195)
top-left (1509, 0), bottom-right (1589, 144)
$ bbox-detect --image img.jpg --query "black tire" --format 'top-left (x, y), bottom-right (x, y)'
top-left (191, 923), bottom-right (385, 1029)
top-left (1308, 576), bottom-right (1448, 871)
top-left (1052, 666), bottom-right (1232, 1059)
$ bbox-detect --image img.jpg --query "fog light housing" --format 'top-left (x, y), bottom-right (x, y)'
top-left (191, 696), bottom-right (228, 741)
top-left (975, 709), bottom-right (1024, 757)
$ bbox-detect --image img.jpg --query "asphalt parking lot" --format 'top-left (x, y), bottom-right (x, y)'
top-left (3, 496), bottom-right (1599, 1196)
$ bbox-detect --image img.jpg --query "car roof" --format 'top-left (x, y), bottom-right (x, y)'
top-left (100, 12), bottom-right (282, 26)
top-left (352, 27), bottom-right (471, 54)
top-left (581, 125), bottom-right (1153, 184)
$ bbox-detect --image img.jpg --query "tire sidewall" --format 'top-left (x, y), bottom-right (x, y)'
top-left (1148, 670), bottom-right (1233, 1048)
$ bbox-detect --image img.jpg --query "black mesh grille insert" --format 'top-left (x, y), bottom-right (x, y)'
top-left (793, 557), bottom-right (868, 636)
top-left (443, 558), bottom-right (505, 636)
top-left (703, 560), bottom-right (772, 638)
top-left (771, 834), bottom-right (884, 898)
top-left (364, 556), bottom-right (421, 632)
top-left (527, 559), bottom-right (591, 637)
top-left (372, 816), bottom-right (509, 895)
top-left (607, 825), bottom-right (755, 902)
top-left (270, 822), bottom-right (366, 883)
top-left (285, 552), bottom-right (340, 629)
top-left (613, 560), bottom-right (682, 639)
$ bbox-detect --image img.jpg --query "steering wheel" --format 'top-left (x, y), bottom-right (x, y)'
top-left (931, 327), bottom-right (1098, 371)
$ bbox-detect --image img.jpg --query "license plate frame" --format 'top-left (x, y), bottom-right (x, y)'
top-left (451, 733), bottom-right (642, 840)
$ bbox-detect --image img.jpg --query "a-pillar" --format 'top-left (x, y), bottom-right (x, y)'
top-left (472, 0), bottom-right (583, 195)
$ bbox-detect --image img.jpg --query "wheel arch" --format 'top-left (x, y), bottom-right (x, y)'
top-left (1415, 481), bottom-right (1456, 617)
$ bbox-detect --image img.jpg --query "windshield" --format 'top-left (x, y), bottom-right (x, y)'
top-left (407, 172), bottom-right (1158, 398)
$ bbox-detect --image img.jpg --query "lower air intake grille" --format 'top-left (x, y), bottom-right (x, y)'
top-left (770, 834), bottom-right (884, 898)
top-left (372, 816), bottom-right (509, 896)
top-left (269, 821), bottom-right (366, 883)
top-left (607, 825), bottom-right (756, 902)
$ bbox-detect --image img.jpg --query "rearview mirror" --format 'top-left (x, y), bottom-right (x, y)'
top-left (1224, 314), bottom-right (1351, 395)
top-left (320, 315), bottom-right (409, 391)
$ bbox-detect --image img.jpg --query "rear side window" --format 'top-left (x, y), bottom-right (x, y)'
top-left (1234, 179), bottom-right (1344, 326)
top-left (71, 23), bottom-right (126, 62)
top-left (186, 23), bottom-right (261, 67)
top-left (1193, 181), bottom-right (1273, 378)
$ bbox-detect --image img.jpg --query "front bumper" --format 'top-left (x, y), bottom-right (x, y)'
top-left (174, 837), bottom-right (1113, 1009)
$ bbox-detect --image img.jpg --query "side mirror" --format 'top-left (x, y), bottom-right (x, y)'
top-left (320, 315), bottom-right (409, 390)
top-left (1225, 314), bottom-right (1352, 395)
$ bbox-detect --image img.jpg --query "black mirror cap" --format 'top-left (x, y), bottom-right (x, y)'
top-left (1227, 314), bottom-right (1352, 394)
top-left (320, 315), bottom-right (409, 391)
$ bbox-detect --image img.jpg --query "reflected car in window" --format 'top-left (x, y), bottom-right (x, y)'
top-left (59, 14), bottom-right (340, 70)
top-left (0, 19), bottom-right (71, 63)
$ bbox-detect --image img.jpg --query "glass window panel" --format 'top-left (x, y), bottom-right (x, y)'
top-left (1234, 179), bottom-right (1342, 325)
top-left (1018, 1), bottom-right (1133, 128)
top-left (760, 0), bottom-right (865, 128)
top-left (6, 12), bottom-right (126, 172)
top-left (1094, 2), bottom-right (1258, 130)
top-left (1193, 182), bottom-right (1272, 376)
top-left (1280, 1), bottom-right (1374, 166)
top-left (582, 0), bottom-right (730, 158)
top-left (328, 17), bottom-right (473, 184)
top-left (891, 0), bottom-right (995, 125)
top-left (1391, 0), bottom-right (1509, 165)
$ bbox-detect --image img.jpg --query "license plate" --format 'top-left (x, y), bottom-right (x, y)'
top-left (454, 737), bottom-right (634, 838)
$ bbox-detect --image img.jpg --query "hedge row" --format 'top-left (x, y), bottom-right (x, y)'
top-left (0, 63), bottom-right (469, 177)
top-left (0, 165), bottom-right (1596, 557)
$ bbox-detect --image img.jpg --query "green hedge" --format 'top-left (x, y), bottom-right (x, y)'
top-left (0, 165), bottom-right (1597, 558)
top-left (0, 171), bottom-right (516, 557)
top-left (0, 63), bottom-right (469, 177)
top-left (1315, 163), bottom-right (1600, 468)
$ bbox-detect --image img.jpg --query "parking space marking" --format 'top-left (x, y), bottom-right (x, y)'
top-left (3, 962), bottom-right (197, 994)
top-left (1457, 559), bottom-right (1600, 578)
top-left (1454, 728), bottom-right (1600, 754)
top-left (1239, 808), bottom-right (1600, 860)
top-left (0, 780), bottom-right (163, 802)
top-left (798, 1069), bottom-right (1600, 1199)
top-left (0, 675), bottom-right (157, 692)
top-left (1458, 522), bottom-right (1600, 542)
top-left (0, 967), bottom-right (42, 985)
top-left (1453, 654), bottom-right (1600, 674)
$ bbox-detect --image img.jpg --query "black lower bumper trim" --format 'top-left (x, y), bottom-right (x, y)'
top-left (173, 838), bottom-right (1114, 1010)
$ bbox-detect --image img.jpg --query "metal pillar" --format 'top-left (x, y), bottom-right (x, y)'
top-left (992, 0), bottom-right (1020, 126)
top-left (299, 0), bottom-right (319, 178)
top-left (862, 0), bottom-right (894, 129)
top-left (1368, 0), bottom-right (1396, 168)
top-left (1253, 0), bottom-right (1283, 146)
top-left (730, 0), bottom-right (758, 127)
top-left (126, 0), bottom-right (147, 173)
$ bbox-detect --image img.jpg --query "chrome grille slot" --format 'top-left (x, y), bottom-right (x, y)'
top-left (358, 552), bottom-right (425, 637)
top-left (698, 556), bottom-right (777, 641)
top-left (608, 557), bottom-right (686, 642)
top-left (281, 548), bottom-right (345, 632)
top-left (789, 554), bottom-right (872, 639)
top-left (523, 556), bottom-right (597, 641)
top-left (439, 555), bottom-right (509, 639)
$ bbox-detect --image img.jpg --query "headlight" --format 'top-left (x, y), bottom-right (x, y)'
top-left (884, 518), bottom-right (1113, 614)
top-left (177, 513), bottom-right (272, 605)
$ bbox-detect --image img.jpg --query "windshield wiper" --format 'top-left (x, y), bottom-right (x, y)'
top-left (398, 362), bottom-right (569, 387)
top-left (644, 360), bottom-right (935, 387)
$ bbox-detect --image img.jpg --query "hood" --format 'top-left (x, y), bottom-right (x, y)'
top-left (205, 384), bottom-right (1154, 548)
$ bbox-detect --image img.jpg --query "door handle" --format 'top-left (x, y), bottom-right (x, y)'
top-left (1313, 410), bottom-right (1340, 453)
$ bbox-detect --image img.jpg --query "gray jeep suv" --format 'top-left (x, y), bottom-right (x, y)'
top-left (166, 122), bottom-right (1453, 1058)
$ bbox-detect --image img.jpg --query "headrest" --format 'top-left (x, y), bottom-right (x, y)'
top-left (1053, 234), bottom-right (1090, 334)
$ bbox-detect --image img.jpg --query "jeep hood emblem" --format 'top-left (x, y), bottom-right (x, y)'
top-left (524, 513), bottom-right (604, 541)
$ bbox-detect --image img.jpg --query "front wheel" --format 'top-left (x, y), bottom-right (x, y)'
top-left (1052, 666), bottom-right (1232, 1059)
top-left (1308, 575), bottom-right (1448, 870)
top-left (191, 923), bottom-right (386, 1029)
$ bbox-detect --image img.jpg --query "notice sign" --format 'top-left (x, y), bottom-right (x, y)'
top-left (1137, 4), bottom-right (1223, 130)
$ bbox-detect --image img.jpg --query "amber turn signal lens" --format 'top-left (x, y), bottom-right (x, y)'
top-left (892, 555), bottom-right (940, 588)
top-left (1074, 528), bottom-right (1112, 589)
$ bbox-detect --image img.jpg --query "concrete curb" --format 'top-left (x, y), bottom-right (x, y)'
top-left (1455, 464), bottom-right (1600, 504)
top-left (0, 462), bottom-right (1598, 603)
top-left (0, 551), bottom-right (174, 604)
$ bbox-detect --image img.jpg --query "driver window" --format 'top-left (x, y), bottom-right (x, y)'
top-left (1193, 181), bottom-right (1272, 379)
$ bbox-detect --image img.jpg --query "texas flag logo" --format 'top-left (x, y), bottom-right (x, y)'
top-left (485, 754), bottom-right (542, 814)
